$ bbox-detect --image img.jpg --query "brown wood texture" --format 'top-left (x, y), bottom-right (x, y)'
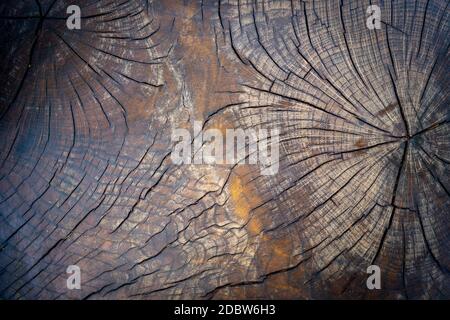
top-left (0, 0), bottom-right (449, 299)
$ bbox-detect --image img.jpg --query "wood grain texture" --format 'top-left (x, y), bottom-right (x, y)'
top-left (0, 0), bottom-right (448, 299)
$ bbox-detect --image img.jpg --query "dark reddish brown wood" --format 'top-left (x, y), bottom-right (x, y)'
top-left (0, 0), bottom-right (448, 299)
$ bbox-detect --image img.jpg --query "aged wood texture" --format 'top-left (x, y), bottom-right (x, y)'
top-left (0, 0), bottom-right (448, 299)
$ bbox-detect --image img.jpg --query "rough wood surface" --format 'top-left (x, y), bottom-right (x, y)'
top-left (0, 0), bottom-right (448, 299)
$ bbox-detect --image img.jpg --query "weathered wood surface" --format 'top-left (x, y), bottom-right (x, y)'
top-left (0, 0), bottom-right (448, 299)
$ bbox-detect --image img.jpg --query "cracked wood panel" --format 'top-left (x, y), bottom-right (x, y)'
top-left (0, 0), bottom-right (448, 299)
